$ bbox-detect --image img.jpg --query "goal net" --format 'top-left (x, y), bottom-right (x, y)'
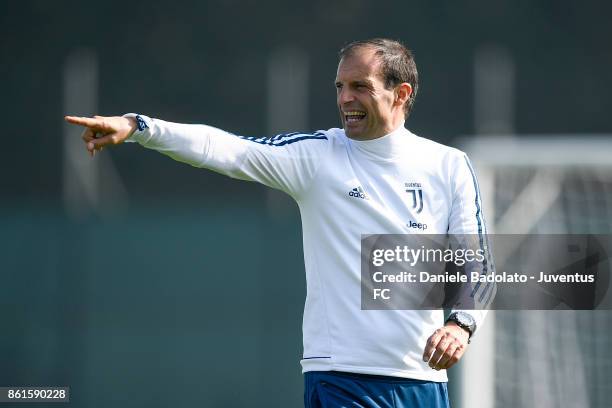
top-left (458, 136), bottom-right (612, 408)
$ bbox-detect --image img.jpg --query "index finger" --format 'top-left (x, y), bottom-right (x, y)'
top-left (64, 115), bottom-right (103, 129)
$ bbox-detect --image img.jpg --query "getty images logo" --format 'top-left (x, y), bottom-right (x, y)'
top-left (348, 186), bottom-right (369, 200)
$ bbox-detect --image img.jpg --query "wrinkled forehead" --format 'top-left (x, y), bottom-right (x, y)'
top-left (336, 47), bottom-right (383, 82)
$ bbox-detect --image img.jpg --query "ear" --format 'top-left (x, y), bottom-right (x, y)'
top-left (395, 83), bottom-right (413, 108)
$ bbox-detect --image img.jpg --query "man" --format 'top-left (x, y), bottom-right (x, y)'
top-left (66, 38), bottom-right (490, 407)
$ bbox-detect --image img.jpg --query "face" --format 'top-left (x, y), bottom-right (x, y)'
top-left (335, 48), bottom-right (410, 140)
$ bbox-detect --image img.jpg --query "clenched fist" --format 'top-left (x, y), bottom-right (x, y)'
top-left (422, 322), bottom-right (470, 370)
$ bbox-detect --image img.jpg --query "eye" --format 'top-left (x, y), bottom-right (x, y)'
top-left (335, 83), bottom-right (343, 90)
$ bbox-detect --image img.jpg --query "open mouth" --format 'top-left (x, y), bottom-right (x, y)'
top-left (344, 111), bottom-right (367, 123)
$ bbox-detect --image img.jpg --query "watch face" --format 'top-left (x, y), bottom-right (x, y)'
top-left (456, 312), bottom-right (475, 327)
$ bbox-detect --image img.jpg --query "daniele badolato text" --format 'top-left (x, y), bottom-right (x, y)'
top-left (372, 270), bottom-right (595, 284)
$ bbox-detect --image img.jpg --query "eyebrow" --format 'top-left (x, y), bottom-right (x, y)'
top-left (334, 79), bottom-right (374, 87)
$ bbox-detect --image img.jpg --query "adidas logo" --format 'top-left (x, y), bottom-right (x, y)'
top-left (348, 186), bottom-right (369, 200)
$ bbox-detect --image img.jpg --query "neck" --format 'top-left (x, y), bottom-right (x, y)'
top-left (363, 115), bottom-right (406, 140)
top-left (374, 120), bottom-right (405, 139)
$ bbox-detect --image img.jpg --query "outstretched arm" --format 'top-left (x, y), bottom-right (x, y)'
top-left (64, 114), bottom-right (330, 199)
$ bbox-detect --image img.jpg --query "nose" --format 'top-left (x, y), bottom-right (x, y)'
top-left (338, 87), bottom-right (355, 105)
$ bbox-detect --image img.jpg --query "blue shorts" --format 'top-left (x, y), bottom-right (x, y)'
top-left (304, 371), bottom-right (450, 408)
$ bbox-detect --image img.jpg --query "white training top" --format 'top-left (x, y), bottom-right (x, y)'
top-left (126, 114), bottom-right (491, 382)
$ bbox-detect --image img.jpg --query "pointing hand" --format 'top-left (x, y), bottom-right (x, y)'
top-left (64, 115), bottom-right (137, 157)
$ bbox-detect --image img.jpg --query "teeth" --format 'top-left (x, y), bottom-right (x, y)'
top-left (344, 111), bottom-right (366, 123)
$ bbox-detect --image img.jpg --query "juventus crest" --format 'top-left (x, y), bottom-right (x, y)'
top-left (405, 182), bottom-right (424, 214)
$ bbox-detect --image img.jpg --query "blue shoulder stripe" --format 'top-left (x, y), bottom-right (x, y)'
top-left (237, 131), bottom-right (327, 146)
top-left (272, 132), bottom-right (301, 141)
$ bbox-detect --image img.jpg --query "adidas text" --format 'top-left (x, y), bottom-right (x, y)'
top-left (349, 187), bottom-right (369, 200)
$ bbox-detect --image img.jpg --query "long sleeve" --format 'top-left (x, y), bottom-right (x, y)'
top-left (447, 152), bottom-right (496, 336)
top-left (124, 114), bottom-right (331, 199)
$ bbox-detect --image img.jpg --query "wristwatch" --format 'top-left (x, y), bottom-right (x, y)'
top-left (445, 312), bottom-right (476, 343)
